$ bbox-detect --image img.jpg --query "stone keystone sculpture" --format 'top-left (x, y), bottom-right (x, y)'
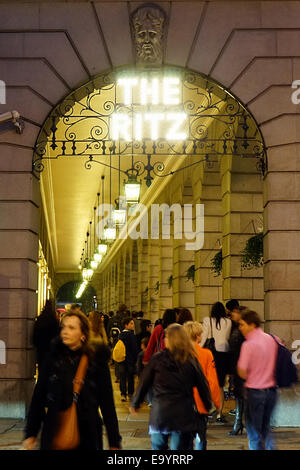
top-left (130, 3), bottom-right (166, 65)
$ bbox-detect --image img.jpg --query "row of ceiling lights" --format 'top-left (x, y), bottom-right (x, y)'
top-left (75, 172), bottom-right (141, 298)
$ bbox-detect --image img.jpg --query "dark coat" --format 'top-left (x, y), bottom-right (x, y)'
top-left (135, 331), bottom-right (151, 352)
top-left (32, 314), bottom-right (60, 369)
top-left (25, 338), bottom-right (121, 450)
top-left (229, 323), bottom-right (245, 369)
top-left (228, 323), bottom-right (245, 397)
top-left (131, 349), bottom-right (212, 433)
top-left (119, 330), bottom-right (138, 366)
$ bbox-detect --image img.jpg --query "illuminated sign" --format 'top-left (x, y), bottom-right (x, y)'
top-left (111, 76), bottom-right (187, 141)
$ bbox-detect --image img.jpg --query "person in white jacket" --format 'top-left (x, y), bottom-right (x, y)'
top-left (200, 302), bottom-right (232, 423)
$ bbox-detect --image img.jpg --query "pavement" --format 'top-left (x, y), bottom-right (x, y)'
top-left (1, 367), bottom-right (300, 450)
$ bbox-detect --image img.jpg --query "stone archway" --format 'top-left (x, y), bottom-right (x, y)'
top-left (56, 280), bottom-right (97, 314)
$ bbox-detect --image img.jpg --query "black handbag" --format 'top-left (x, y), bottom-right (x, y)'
top-left (203, 318), bottom-right (216, 353)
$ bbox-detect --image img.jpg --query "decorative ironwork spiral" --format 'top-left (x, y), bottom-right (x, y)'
top-left (58, 103), bottom-right (75, 119)
top-left (190, 121), bottom-right (208, 140)
top-left (183, 100), bottom-right (196, 113)
top-left (90, 122), bottom-right (109, 140)
top-left (32, 159), bottom-right (45, 173)
top-left (225, 101), bottom-right (240, 116)
top-left (84, 159), bottom-right (93, 170)
top-left (153, 161), bottom-right (165, 175)
top-left (133, 161), bottom-right (146, 176)
top-left (102, 100), bottom-right (115, 114)
top-left (185, 72), bottom-right (197, 85)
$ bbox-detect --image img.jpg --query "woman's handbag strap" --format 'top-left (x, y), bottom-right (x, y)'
top-left (209, 317), bottom-right (213, 339)
top-left (73, 354), bottom-right (89, 395)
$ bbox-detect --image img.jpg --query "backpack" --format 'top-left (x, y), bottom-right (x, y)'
top-left (270, 334), bottom-right (298, 388)
top-left (110, 326), bottom-right (120, 339)
top-left (112, 339), bottom-right (126, 363)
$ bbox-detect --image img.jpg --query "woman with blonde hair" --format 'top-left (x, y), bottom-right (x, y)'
top-left (89, 310), bottom-right (108, 345)
top-left (130, 323), bottom-right (211, 450)
top-left (184, 321), bottom-right (221, 449)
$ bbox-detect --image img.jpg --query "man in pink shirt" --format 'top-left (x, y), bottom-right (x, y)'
top-left (237, 309), bottom-right (278, 450)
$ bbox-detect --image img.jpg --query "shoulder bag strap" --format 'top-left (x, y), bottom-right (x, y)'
top-left (156, 329), bottom-right (165, 351)
top-left (73, 354), bottom-right (89, 396)
top-left (209, 317), bottom-right (213, 338)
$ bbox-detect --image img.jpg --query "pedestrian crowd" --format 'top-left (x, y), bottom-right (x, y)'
top-left (24, 299), bottom-right (298, 451)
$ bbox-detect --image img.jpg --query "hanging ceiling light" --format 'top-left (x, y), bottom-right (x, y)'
top-left (103, 220), bottom-right (116, 242)
top-left (82, 266), bottom-right (93, 281)
top-left (124, 172), bottom-right (141, 204)
top-left (97, 242), bottom-right (108, 255)
top-left (112, 197), bottom-right (127, 226)
top-left (90, 260), bottom-right (98, 270)
top-left (93, 252), bottom-right (102, 262)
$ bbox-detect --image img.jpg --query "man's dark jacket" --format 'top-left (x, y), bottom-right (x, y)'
top-left (119, 329), bottom-right (138, 366)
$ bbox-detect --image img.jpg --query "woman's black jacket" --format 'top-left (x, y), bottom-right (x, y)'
top-left (130, 349), bottom-right (212, 433)
top-left (25, 337), bottom-right (121, 450)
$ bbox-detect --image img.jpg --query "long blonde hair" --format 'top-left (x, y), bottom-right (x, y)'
top-left (89, 311), bottom-right (108, 344)
top-left (165, 323), bottom-right (196, 364)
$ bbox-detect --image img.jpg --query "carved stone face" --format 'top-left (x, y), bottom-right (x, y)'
top-left (131, 6), bottom-right (165, 64)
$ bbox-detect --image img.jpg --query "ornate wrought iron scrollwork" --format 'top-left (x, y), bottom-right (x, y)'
top-left (32, 67), bottom-right (267, 181)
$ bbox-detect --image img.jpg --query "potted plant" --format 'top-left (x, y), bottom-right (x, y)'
top-left (167, 275), bottom-right (174, 289)
top-left (186, 265), bottom-right (195, 283)
top-left (211, 249), bottom-right (222, 276)
top-left (240, 232), bottom-right (263, 269)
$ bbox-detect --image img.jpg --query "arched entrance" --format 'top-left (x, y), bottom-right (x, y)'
top-left (33, 65), bottom-right (266, 324)
top-left (56, 280), bottom-right (97, 314)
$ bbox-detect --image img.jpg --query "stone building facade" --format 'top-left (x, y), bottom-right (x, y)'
top-left (0, 1), bottom-right (299, 422)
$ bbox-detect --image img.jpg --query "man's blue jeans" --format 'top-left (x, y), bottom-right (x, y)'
top-left (245, 387), bottom-right (277, 450)
top-left (150, 432), bottom-right (192, 450)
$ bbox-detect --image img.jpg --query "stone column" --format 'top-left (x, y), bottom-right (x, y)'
top-left (194, 165), bottom-right (223, 321)
top-left (158, 238), bottom-right (173, 317)
top-left (137, 239), bottom-right (148, 314)
top-left (130, 242), bottom-right (139, 312)
top-left (0, 145), bottom-right (40, 418)
top-left (114, 263), bottom-right (119, 310)
top-left (172, 180), bottom-right (195, 316)
top-left (147, 236), bottom-right (160, 323)
top-left (118, 254), bottom-right (126, 307)
top-left (124, 252), bottom-right (131, 308)
top-left (264, 143), bottom-right (300, 345)
top-left (221, 156), bottom-right (264, 315)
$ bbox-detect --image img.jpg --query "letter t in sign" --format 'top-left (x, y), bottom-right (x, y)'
top-left (118, 78), bottom-right (138, 105)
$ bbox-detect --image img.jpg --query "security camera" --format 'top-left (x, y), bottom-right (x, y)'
top-left (0, 110), bottom-right (19, 123)
top-left (0, 110), bottom-right (24, 134)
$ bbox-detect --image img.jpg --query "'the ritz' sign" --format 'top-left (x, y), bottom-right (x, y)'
top-left (110, 75), bottom-right (187, 141)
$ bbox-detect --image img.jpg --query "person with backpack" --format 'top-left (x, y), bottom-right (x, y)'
top-left (118, 317), bottom-right (138, 402)
top-left (107, 305), bottom-right (127, 341)
top-left (237, 308), bottom-right (279, 450)
top-left (108, 309), bottom-right (124, 383)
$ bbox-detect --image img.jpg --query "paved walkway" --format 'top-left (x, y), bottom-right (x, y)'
top-left (1, 368), bottom-right (300, 450)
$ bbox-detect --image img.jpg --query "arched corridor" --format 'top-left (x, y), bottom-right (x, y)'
top-left (0, 1), bottom-right (299, 437)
